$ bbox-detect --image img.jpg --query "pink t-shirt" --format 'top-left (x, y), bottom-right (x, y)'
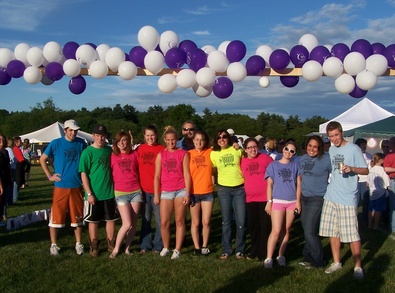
top-left (111, 151), bottom-right (140, 192)
top-left (241, 153), bottom-right (273, 203)
top-left (160, 148), bottom-right (187, 192)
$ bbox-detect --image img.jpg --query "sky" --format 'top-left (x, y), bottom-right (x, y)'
top-left (1, 0), bottom-right (395, 122)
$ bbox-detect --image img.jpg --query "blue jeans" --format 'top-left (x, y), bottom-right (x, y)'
top-left (217, 185), bottom-right (246, 255)
top-left (301, 195), bottom-right (326, 267)
top-left (139, 192), bottom-right (162, 251)
top-left (357, 182), bottom-right (369, 223)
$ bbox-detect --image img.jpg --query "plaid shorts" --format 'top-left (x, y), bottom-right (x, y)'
top-left (319, 199), bottom-right (360, 243)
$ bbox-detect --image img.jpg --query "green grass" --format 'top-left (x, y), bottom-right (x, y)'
top-left (1, 166), bottom-right (395, 292)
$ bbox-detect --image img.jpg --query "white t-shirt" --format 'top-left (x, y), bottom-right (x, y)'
top-left (367, 165), bottom-right (390, 200)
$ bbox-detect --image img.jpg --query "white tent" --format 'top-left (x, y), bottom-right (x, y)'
top-left (20, 122), bottom-right (94, 144)
top-left (319, 98), bottom-right (395, 134)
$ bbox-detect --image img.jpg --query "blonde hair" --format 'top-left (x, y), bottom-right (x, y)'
top-left (265, 137), bottom-right (277, 151)
top-left (163, 125), bottom-right (178, 139)
top-left (370, 152), bottom-right (384, 167)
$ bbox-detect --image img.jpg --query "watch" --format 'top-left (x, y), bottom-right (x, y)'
top-left (88, 193), bottom-right (93, 196)
top-left (268, 200), bottom-right (273, 203)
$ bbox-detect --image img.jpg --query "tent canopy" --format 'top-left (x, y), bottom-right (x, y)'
top-left (20, 122), bottom-right (94, 143)
top-left (343, 116), bottom-right (395, 138)
top-left (319, 98), bottom-right (394, 134)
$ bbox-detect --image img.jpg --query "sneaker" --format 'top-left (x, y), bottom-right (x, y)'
top-left (160, 248), bottom-right (170, 257)
top-left (298, 261), bottom-right (312, 269)
top-left (201, 247), bottom-right (211, 255)
top-left (75, 243), bottom-right (84, 255)
top-left (276, 256), bottom-right (286, 266)
top-left (50, 244), bottom-right (60, 256)
top-left (325, 262), bottom-right (342, 274)
top-left (264, 258), bottom-right (273, 268)
top-left (235, 252), bottom-right (245, 259)
top-left (171, 249), bottom-right (180, 260)
top-left (193, 249), bottom-right (201, 256)
top-left (354, 267), bottom-right (364, 279)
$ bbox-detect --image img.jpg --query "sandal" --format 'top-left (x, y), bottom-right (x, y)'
top-left (220, 253), bottom-right (229, 260)
top-left (125, 250), bottom-right (134, 256)
top-left (109, 252), bottom-right (117, 259)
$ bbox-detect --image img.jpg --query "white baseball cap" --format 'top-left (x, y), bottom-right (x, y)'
top-left (227, 128), bottom-right (235, 135)
top-left (64, 119), bottom-right (80, 130)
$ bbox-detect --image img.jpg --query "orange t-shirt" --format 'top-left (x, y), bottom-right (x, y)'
top-left (188, 148), bottom-right (214, 195)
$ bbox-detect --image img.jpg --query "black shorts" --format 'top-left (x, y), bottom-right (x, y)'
top-left (83, 198), bottom-right (118, 223)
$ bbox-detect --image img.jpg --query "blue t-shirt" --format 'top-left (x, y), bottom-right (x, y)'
top-left (44, 137), bottom-right (87, 188)
top-left (265, 160), bottom-right (300, 201)
top-left (325, 142), bottom-right (368, 206)
top-left (299, 153), bottom-right (331, 197)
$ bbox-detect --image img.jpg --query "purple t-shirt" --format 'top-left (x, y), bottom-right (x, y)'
top-left (265, 160), bottom-right (300, 201)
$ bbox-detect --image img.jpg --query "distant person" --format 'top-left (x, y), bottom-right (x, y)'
top-left (319, 121), bottom-right (368, 280)
top-left (40, 119), bottom-right (87, 256)
top-left (5, 138), bottom-right (15, 206)
top-left (381, 139), bottom-right (390, 157)
top-left (79, 124), bottom-right (117, 257)
top-left (255, 135), bottom-right (265, 152)
top-left (12, 137), bottom-right (25, 201)
top-left (227, 128), bottom-right (239, 145)
top-left (238, 137), bottom-right (245, 150)
top-left (323, 137), bottom-right (331, 153)
top-left (383, 136), bottom-right (395, 238)
top-left (21, 138), bottom-right (32, 186)
top-left (260, 137), bottom-right (279, 160)
top-left (0, 134), bottom-right (12, 225)
top-left (177, 120), bottom-right (196, 150)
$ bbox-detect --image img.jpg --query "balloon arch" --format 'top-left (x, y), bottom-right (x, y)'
top-left (0, 25), bottom-right (394, 99)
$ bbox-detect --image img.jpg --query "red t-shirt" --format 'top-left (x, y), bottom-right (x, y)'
top-left (384, 152), bottom-right (395, 179)
top-left (13, 146), bottom-right (24, 162)
top-left (137, 143), bottom-right (165, 193)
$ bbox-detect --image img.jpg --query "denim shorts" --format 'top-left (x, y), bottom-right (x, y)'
top-left (161, 188), bottom-right (187, 200)
top-left (191, 192), bottom-right (214, 203)
top-left (115, 190), bottom-right (143, 206)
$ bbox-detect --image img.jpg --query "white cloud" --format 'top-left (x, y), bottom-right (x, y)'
top-left (192, 30), bottom-right (211, 36)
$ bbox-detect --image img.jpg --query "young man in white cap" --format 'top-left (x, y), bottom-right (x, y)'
top-left (40, 119), bottom-right (87, 256)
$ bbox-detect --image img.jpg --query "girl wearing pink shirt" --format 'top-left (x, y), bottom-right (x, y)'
top-left (109, 131), bottom-right (142, 258)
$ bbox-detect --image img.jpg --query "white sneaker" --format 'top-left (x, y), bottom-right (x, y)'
top-left (50, 244), bottom-right (60, 256)
top-left (160, 248), bottom-right (170, 257)
top-left (75, 243), bottom-right (84, 255)
top-left (171, 249), bottom-right (181, 260)
top-left (201, 247), bottom-right (211, 255)
top-left (276, 256), bottom-right (286, 266)
top-left (325, 262), bottom-right (342, 274)
top-left (353, 267), bottom-right (364, 279)
top-left (263, 258), bottom-right (273, 268)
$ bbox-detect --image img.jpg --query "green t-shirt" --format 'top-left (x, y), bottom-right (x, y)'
top-left (79, 145), bottom-right (114, 201)
top-left (210, 146), bottom-right (244, 187)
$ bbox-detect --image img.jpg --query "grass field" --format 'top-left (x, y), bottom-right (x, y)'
top-left (1, 166), bottom-right (395, 293)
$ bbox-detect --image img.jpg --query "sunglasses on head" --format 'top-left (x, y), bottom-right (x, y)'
top-left (217, 134), bottom-right (227, 140)
top-left (183, 127), bottom-right (195, 131)
top-left (284, 146), bottom-right (296, 154)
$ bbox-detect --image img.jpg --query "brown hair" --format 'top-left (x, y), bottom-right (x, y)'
top-left (112, 131), bottom-right (132, 155)
top-left (370, 152), bottom-right (384, 167)
top-left (306, 135), bottom-right (325, 158)
top-left (326, 121), bottom-right (343, 133)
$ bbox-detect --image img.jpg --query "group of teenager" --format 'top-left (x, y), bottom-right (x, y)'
top-left (18, 118), bottom-right (394, 280)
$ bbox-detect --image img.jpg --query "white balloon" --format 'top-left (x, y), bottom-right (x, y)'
top-left (343, 52), bottom-right (366, 76)
top-left (259, 76), bottom-right (270, 88)
top-left (334, 73), bottom-right (355, 94)
top-left (158, 74), bottom-right (177, 93)
top-left (23, 66), bottom-right (42, 84)
top-left (195, 67), bottom-right (216, 86)
top-left (89, 60), bottom-right (108, 79)
top-left (176, 69), bottom-right (196, 88)
top-left (298, 34), bottom-right (319, 52)
top-left (43, 41), bottom-right (63, 63)
top-left (76, 44), bottom-right (98, 68)
top-left (356, 70), bottom-right (378, 90)
top-left (144, 51), bottom-right (164, 75)
top-left (227, 62), bottom-right (247, 82)
top-left (14, 43), bottom-right (31, 66)
top-left (118, 61), bottom-right (137, 80)
top-left (256, 45), bottom-right (273, 67)
top-left (366, 54), bottom-right (388, 76)
top-left (207, 50), bottom-right (229, 73)
top-left (201, 45), bottom-right (216, 56)
top-left (105, 47), bottom-right (125, 72)
top-left (302, 60), bottom-right (323, 82)
top-left (96, 44), bottom-right (110, 61)
top-left (218, 41), bottom-right (230, 54)
top-left (138, 26), bottom-right (160, 51)
top-left (0, 48), bottom-right (15, 67)
top-left (192, 83), bottom-right (212, 97)
top-left (324, 44), bottom-right (333, 52)
top-left (63, 59), bottom-right (81, 77)
top-left (323, 57), bottom-right (343, 78)
top-left (159, 30), bottom-right (179, 55)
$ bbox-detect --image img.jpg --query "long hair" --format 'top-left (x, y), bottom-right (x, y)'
top-left (212, 129), bottom-right (231, 151)
top-left (112, 131), bottom-right (132, 155)
top-left (306, 135), bottom-right (325, 158)
top-left (193, 130), bottom-right (211, 150)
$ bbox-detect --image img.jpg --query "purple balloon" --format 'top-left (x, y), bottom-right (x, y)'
top-left (187, 48), bottom-right (207, 72)
top-left (246, 55), bottom-right (265, 75)
top-left (129, 46), bottom-right (147, 68)
top-left (45, 62), bottom-right (64, 81)
top-left (280, 76), bottom-right (299, 87)
top-left (213, 77), bottom-right (233, 99)
top-left (349, 85), bottom-right (367, 99)
top-left (310, 46), bottom-right (331, 65)
top-left (269, 49), bottom-right (290, 70)
top-left (63, 41), bottom-right (79, 59)
top-left (331, 43), bottom-right (350, 62)
top-left (6, 60), bottom-right (25, 78)
top-left (290, 45), bottom-right (309, 68)
top-left (226, 40), bottom-right (247, 63)
top-left (69, 75), bottom-right (86, 95)
top-left (372, 43), bottom-right (386, 55)
top-left (0, 68), bottom-right (12, 85)
top-left (179, 40), bottom-right (197, 54)
top-left (351, 39), bottom-right (373, 59)
top-left (384, 44), bottom-right (395, 67)
top-left (165, 48), bottom-right (187, 69)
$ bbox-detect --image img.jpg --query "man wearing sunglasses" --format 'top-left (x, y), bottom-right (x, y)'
top-left (176, 120), bottom-right (196, 151)
top-left (383, 136), bottom-right (395, 240)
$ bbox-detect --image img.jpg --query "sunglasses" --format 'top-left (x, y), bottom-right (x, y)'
top-left (183, 127), bottom-right (195, 131)
top-left (284, 146), bottom-right (296, 154)
top-left (217, 134), bottom-right (228, 140)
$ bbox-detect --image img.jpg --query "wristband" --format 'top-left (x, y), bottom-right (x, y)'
top-left (88, 193), bottom-right (93, 196)
top-left (267, 200), bottom-right (273, 203)
top-left (47, 175), bottom-right (51, 180)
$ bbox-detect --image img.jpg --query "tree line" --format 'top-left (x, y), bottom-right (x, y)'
top-left (0, 97), bottom-right (327, 149)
